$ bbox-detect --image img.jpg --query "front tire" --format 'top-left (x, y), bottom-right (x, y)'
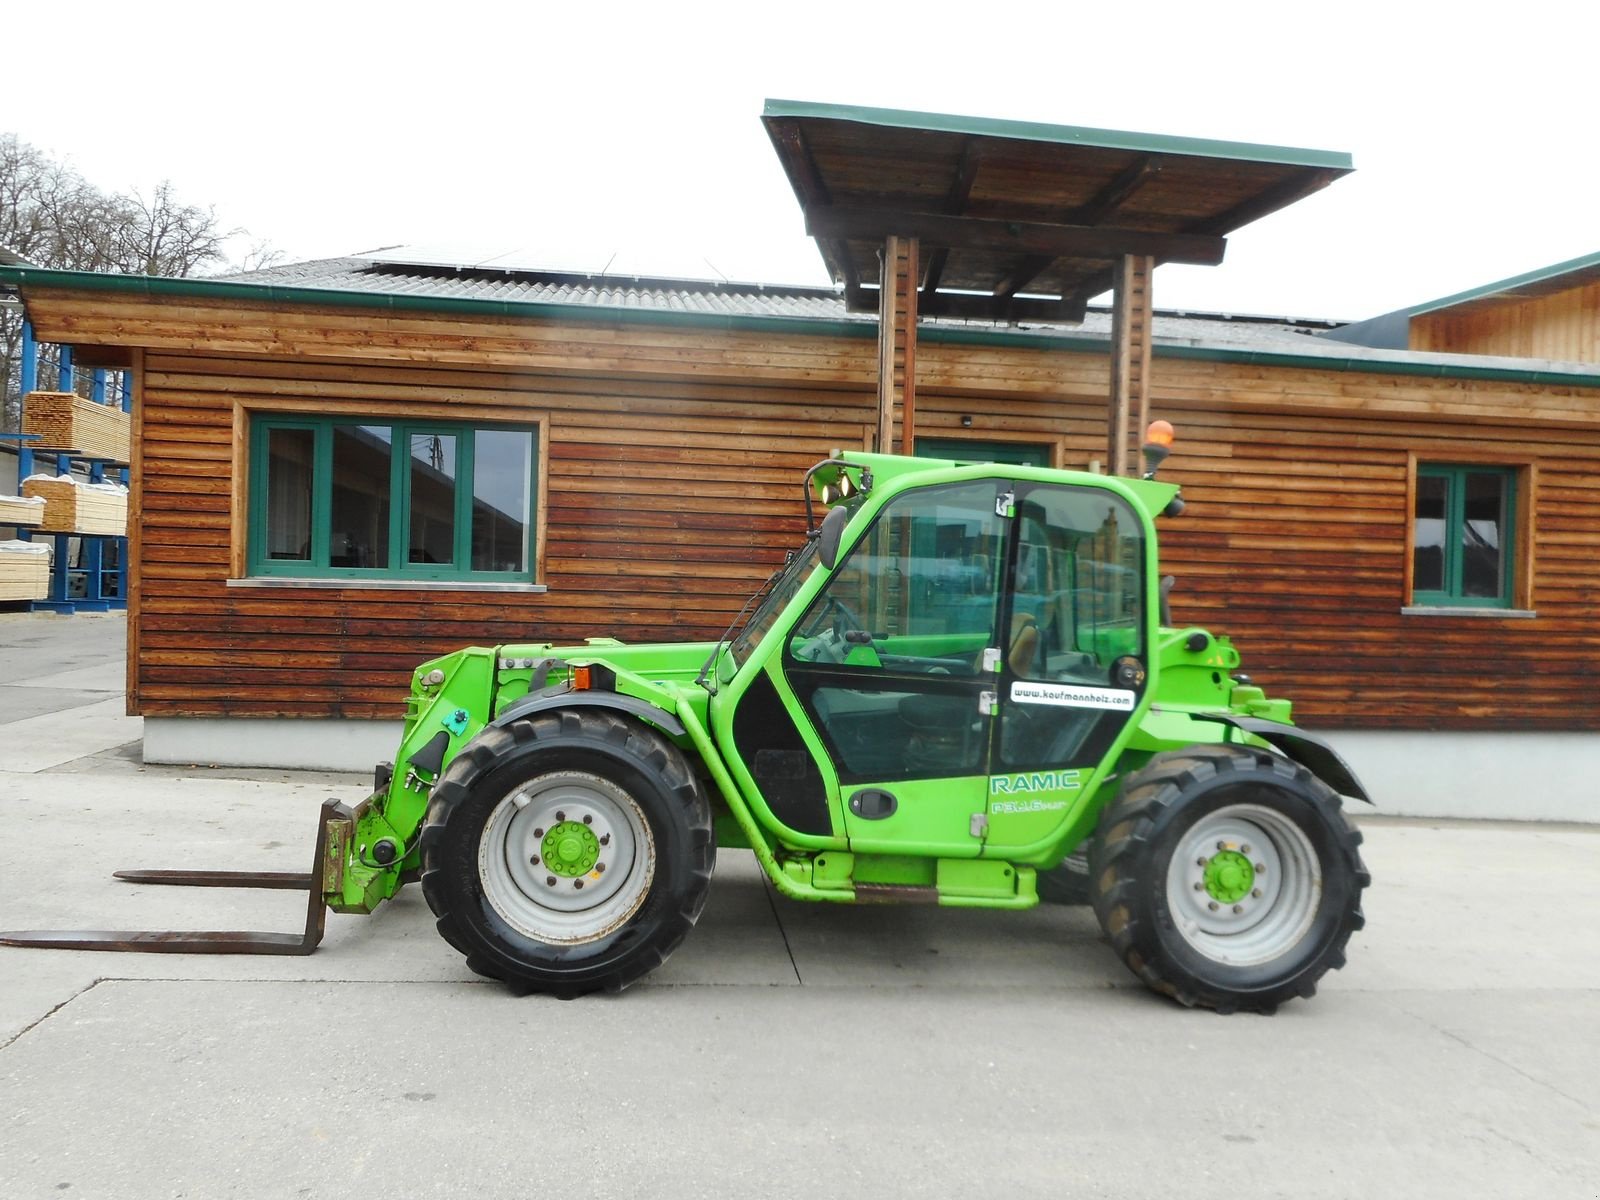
top-left (1089, 745), bottom-right (1368, 1013)
top-left (419, 710), bottom-right (714, 996)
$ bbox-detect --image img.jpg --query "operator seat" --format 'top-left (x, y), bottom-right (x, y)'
top-left (1006, 613), bottom-right (1039, 676)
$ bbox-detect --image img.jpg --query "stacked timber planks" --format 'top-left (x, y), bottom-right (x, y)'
top-left (0, 540), bottom-right (50, 602)
top-left (0, 494), bottom-right (47, 527)
top-left (20, 475), bottom-right (128, 535)
top-left (21, 391), bottom-right (131, 461)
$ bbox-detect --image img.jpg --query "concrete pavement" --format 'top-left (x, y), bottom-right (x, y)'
top-left (0, 611), bottom-right (1596, 1198)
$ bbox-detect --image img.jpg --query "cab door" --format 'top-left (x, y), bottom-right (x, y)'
top-left (985, 481), bottom-right (1152, 851)
top-left (778, 478), bottom-right (1011, 856)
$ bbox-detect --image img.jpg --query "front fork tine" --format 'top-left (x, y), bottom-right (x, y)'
top-left (113, 870), bottom-right (314, 890)
top-left (0, 801), bottom-right (351, 957)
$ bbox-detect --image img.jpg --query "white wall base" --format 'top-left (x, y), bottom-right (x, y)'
top-left (141, 718), bottom-right (1596, 823)
top-left (143, 717), bottom-right (404, 773)
top-left (1321, 729), bottom-right (1596, 823)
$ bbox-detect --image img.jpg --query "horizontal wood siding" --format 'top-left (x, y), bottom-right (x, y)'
top-left (1149, 357), bottom-right (1600, 732)
top-left (23, 290), bottom-right (1600, 731)
top-left (1411, 282), bottom-right (1600, 363)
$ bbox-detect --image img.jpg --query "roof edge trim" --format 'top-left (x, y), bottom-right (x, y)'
top-left (762, 98), bottom-right (1353, 171)
top-left (1408, 248), bottom-right (1600, 318)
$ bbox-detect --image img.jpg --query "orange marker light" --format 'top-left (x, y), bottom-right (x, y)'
top-left (571, 666), bottom-right (592, 690)
top-left (1146, 419), bottom-right (1176, 447)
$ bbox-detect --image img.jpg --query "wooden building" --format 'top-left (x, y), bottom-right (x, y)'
top-left (1, 106), bottom-right (1596, 821)
top-left (1328, 249), bottom-right (1600, 363)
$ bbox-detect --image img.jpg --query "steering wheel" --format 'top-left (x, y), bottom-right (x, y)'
top-left (798, 594), bottom-right (865, 640)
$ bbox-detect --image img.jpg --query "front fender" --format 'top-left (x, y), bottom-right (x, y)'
top-left (1194, 713), bottom-right (1373, 804)
top-left (491, 691), bottom-right (687, 740)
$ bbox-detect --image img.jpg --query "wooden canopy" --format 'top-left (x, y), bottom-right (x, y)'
top-left (763, 100), bottom-right (1352, 471)
top-left (763, 100), bottom-right (1352, 323)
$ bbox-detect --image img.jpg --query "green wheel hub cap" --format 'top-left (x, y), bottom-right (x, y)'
top-left (542, 820), bottom-right (601, 878)
top-left (1204, 850), bottom-right (1255, 904)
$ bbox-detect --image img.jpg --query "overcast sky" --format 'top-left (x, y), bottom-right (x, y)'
top-left (8, 1), bottom-right (1597, 321)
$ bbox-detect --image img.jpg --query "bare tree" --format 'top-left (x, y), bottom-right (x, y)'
top-left (115, 181), bottom-right (235, 277)
top-left (1, 134), bottom-right (247, 430)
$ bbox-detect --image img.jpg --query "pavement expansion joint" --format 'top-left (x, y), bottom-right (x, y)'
top-left (758, 873), bottom-right (803, 985)
top-left (1388, 993), bottom-right (1595, 1110)
top-left (0, 977), bottom-right (107, 1052)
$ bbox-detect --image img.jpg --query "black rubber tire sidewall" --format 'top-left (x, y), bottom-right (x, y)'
top-left (1139, 775), bottom-right (1358, 999)
top-left (421, 715), bottom-right (712, 994)
top-left (1090, 748), bottom-right (1367, 1012)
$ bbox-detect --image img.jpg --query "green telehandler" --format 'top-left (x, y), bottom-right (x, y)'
top-left (2, 429), bottom-right (1370, 1013)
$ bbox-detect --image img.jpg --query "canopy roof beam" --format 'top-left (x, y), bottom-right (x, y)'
top-left (919, 139), bottom-right (984, 298)
top-left (805, 206), bottom-right (1226, 270)
top-left (994, 155), bottom-right (1163, 300)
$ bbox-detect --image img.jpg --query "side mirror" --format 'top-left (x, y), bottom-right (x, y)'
top-left (818, 504), bottom-right (850, 570)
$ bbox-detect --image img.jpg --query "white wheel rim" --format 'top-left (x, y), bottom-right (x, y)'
top-left (478, 771), bottom-right (655, 945)
top-left (1164, 802), bottom-right (1321, 967)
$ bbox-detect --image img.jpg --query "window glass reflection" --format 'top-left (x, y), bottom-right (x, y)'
top-left (472, 430), bottom-right (532, 572)
top-left (1413, 474), bottom-right (1447, 593)
top-left (409, 433), bottom-right (457, 565)
top-left (1461, 472), bottom-right (1505, 599)
top-left (331, 425), bottom-right (392, 568)
top-left (266, 427), bottom-right (313, 560)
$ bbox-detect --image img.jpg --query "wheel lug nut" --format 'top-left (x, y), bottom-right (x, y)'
top-left (1216, 841), bottom-right (1227, 851)
top-left (574, 879), bottom-right (584, 890)
top-left (533, 828), bottom-right (544, 838)
top-left (545, 875), bottom-right (557, 887)
top-left (595, 862), bottom-right (606, 874)
top-left (583, 814), bottom-right (593, 825)
top-left (1232, 904), bottom-right (1243, 914)
top-left (1193, 882), bottom-right (1203, 891)
top-left (1207, 901), bottom-right (1219, 911)
top-left (600, 834), bottom-right (611, 846)
top-left (1251, 888), bottom-right (1262, 898)
top-left (1241, 844), bottom-right (1252, 854)
top-left (529, 855), bottom-right (540, 865)
top-left (555, 811), bottom-right (566, 821)
top-left (1197, 856), bottom-right (1208, 866)
top-left (1255, 863), bottom-right (1266, 873)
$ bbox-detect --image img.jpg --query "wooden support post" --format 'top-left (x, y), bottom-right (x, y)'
top-left (877, 235), bottom-right (919, 454)
top-left (1107, 254), bottom-right (1154, 475)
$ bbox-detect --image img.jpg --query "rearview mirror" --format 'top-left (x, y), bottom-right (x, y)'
top-left (818, 504), bottom-right (850, 570)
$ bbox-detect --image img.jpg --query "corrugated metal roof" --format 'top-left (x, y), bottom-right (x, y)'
top-left (217, 253), bottom-right (1342, 348)
top-left (11, 255), bottom-right (1598, 386)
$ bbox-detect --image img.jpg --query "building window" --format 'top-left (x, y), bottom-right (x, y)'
top-left (248, 417), bottom-right (537, 580)
top-left (1411, 464), bottom-right (1516, 607)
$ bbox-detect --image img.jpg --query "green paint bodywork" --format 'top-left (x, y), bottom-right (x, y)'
top-left (323, 450), bottom-right (1322, 917)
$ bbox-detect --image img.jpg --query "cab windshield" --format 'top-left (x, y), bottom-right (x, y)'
top-left (726, 536), bottom-right (821, 667)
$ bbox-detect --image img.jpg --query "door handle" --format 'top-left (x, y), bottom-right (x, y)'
top-left (848, 789), bottom-right (898, 820)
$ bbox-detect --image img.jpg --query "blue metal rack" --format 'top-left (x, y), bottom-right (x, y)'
top-left (2, 320), bottom-right (132, 613)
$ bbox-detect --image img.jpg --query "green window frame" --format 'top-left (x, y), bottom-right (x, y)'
top-left (1411, 464), bottom-right (1516, 608)
top-left (915, 437), bottom-right (1052, 468)
top-left (247, 416), bottom-right (538, 581)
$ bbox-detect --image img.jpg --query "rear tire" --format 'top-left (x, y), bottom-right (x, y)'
top-left (1036, 853), bottom-right (1091, 905)
top-left (419, 709), bottom-right (714, 996)
top-left (1089, 744), bottom-right (1368, 1013)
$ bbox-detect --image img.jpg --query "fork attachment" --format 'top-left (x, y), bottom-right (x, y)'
top-left (0, 801), bottom-right (354, 956)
